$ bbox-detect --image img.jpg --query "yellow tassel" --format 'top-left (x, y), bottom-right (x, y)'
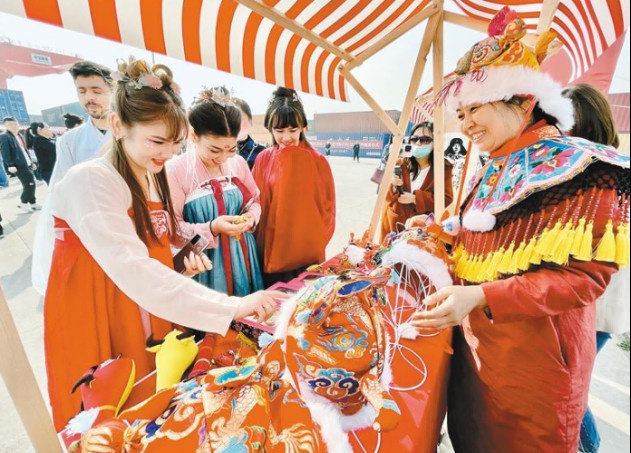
top-left (530, 239), bottom-right (543, 265)
top-left (474, 254), bottom-right (485, 282)
top-left (451, 244), bottom-right (464, 263)
top-left (467, 255), bottom-right (481, 282)
top-left (575, 221), bottom-right (594, 261)
top-left (485, 249), bottom-right (503, 281)
top-left (615, 225), bottom-right (626, 266)
top-left (509, 241), bottom-right (526, 274)
top-left (497, 242), bottom-right (515, 274)
top-left (549, 221), bottom-right (575, 265)
top-left (471, 255), bottom-right (483, 282)
top-left (570, 218), bottom-right (586, 257)
top-left (459, 254), bottom-right (472, 280)
top-left (460, 254), bottom-right (473, 280)
top-left (536, 221), bottom-right (562, 258)
top-left (480, 253), bottom-right (493, 283)
top-left (455, 251), bottom-right (467, 276)
top-left (469, 255), bottom-right (482, 282)
top-left (519, 237), bottom-right (537, 271)
top-left (595, 220), bottom-right (616, 262)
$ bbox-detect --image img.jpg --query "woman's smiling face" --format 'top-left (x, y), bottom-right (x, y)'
top-left (194, 132), bottom-right (238, 168)
top-left (457, 101), bottom-right (530, 153)
top-left (272, 126), bottom-right (302, 148)
top-left (113, 117), bottom-right (185, 174)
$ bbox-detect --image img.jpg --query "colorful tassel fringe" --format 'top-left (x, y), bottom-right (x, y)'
top-left (452, 219), bottom-right (630, 283)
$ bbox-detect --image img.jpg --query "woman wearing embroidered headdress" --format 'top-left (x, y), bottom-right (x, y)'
top-left (410, 8), bottom-right (630, 452)
top-left (167, 87), bottom-right (264, 296)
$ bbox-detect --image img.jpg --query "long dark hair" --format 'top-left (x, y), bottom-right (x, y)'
top-left (112, 57), bottom-right (186, 245)
top-left (264, 87), bottom-right (310, 147)
top-left (64, 113), bottom-right (83, 129)
top-left (26, 122), bottom-right (44, 149)
top-left (189, 88), bottom-right (241, 138)
top-left (562, 84), bottom-right (619, 147)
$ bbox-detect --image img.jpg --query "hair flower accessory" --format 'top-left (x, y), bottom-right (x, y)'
top-left (169, 81), bottom-right (181, 95)
top-left (110, 71), bottom-right (125, 82)
top-left (137, 73), bottom-right (163, 90)
top-left (110, 69), bottom-right (164, 91)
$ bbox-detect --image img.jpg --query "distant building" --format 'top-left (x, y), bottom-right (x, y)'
top-left (41, 102), bottom-right (86, 127)
top-left (0, 89), bottom-right (29, 124)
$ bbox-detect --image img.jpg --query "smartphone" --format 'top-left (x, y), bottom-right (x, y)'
top-left (173, 234), bottom-right (210, 273)
top-left (393, 165), bottom-right (404, 194)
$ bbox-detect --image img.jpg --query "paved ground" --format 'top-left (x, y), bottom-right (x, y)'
top-left (0, 156), bottom-right (629, 452)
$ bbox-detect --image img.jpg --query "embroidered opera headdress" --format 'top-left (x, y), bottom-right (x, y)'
top-left (439, 6), bottom-right (574, 132)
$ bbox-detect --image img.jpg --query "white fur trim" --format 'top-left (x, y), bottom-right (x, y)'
top-left (65, 408), bottom-right (100, 435)
top-left (381, 332), bottom-right (393, 390)
top-left (381, 242), bottom-right (453, 289)
top-left (462, 210), bottom-right (497, 232)
top-left (344, 245), bottom-right (367, 266)
top-left (273, 296), bottom-right (299, 346)
top-left (397, 322), bottom-right (420, 340)
top-left (446, 65), bottom-right (574, 132)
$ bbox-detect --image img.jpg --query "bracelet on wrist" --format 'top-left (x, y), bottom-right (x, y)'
top-left (209, 220), bottom-right (219, 236)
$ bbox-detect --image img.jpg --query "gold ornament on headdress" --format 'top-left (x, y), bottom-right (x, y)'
top-left (455, 7), bottom-right (556, 75)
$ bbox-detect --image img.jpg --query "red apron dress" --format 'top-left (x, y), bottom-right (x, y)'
top-left (45, 202), bottom-right (175, 431)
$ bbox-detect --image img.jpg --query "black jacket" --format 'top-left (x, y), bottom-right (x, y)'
top-left (32, 135), bottom-right (57, 176)
top-left (0, 132), bottom-right (31, 169)
top-left (238, 136), bottom-right (267, 170)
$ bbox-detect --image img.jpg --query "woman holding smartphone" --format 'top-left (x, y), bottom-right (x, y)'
top-left (379, 121), bottom-right (453, 239)
top-left (45, 59), bottom-right (281, 431)
top-left (168, 88), bottom-right (264, 296)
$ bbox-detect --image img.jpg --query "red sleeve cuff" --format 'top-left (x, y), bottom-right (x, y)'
top-left (481, 279), bottom-right (515, 324)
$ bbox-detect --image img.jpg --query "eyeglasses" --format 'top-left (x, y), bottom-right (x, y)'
top-left (409, 136), bottom-right (432, 144)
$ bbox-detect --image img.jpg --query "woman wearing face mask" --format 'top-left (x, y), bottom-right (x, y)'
top-left (379, 121), bottom-right (453, 239)
top-left (44, 59), bottom-right (282, 431)
top-left (167, 88), bottom-right (264, 296)
top-left (409, 9), bottom-right (629, 452)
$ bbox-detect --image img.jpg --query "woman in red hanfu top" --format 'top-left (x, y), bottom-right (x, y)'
top-left (410, 8), bottom-right (630, 453)
top-left (252, 87), bottom-right (336, 286)
top-left (44, 58), bottom-right (282, 431)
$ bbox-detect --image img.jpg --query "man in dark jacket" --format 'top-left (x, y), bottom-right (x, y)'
top-left (353, 143), bottom-right (360, 162)
top-left (1, 116), bottom-right (40, 213)
top-left (233, 97), bottom-right (266, 170)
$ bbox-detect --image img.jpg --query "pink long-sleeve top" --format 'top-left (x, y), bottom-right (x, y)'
top-left (167, 152), bottom-right (262, 249)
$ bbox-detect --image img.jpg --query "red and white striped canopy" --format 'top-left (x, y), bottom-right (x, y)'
top-left (453, 0), bottom-right (629, 81)
top-left (1, 0), bottom-right (433, 102)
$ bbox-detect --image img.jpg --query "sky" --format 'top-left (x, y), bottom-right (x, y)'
top-left (0, 5), bottom-right (629, 119)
